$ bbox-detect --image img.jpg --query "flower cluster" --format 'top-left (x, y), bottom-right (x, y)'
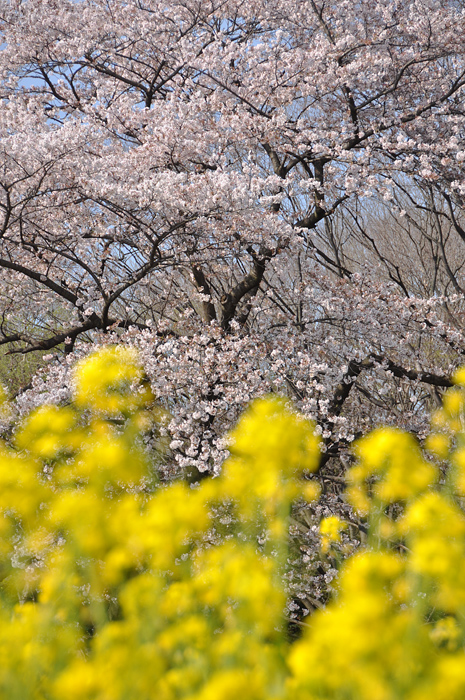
top-left (0, 347), bottom-right (319, 698)
top-left (2, 348), bottom-right (465, 699)
top-left (289, 373), bottom-right (465, 700)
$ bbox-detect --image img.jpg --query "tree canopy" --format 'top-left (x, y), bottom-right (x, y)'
top-left (2, 0), bottom-right (465, 472)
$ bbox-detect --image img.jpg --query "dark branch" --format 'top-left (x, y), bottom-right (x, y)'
top-left (192, 264), bottom-right (217, 324)
top-left (220, 245), bottom-right (274, 330)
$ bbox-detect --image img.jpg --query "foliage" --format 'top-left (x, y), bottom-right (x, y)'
top-left (1, 348), bottom-right (465, 698)
top-left (0, 346), bottom-right (46, 398)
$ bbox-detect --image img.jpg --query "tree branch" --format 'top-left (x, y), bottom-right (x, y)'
top-left (192, 264), bottom-right (217, 324)
top-left (319, 354), bottom-right (453, 467)
top-left (220, 245), bottom-right (274, 330)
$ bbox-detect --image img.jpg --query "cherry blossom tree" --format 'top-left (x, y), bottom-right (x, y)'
top-left (2, 0), bottom-right (465, 479)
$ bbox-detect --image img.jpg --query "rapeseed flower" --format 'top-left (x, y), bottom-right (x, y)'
top-left (1, 349), bottom-right (465, 700)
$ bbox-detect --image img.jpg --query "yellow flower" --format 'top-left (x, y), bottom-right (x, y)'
top-left (349, 428), bottom-right (437, 505)
top-left (15, 405), bottom-right (78, 459)
top-left (319, 515), bottom-right (347, 553)
top-left (73, 346), bottom-right (153, 415)
top-left (302, 480), bottom-right (321, 502)
top-left (196, 670), bottom-right (266, 700)
top-left (430, 617), bottom-right (461, 651)
top-left (452, 367), bottom-right (465, 385)
top-left (229, 395), bottom-right (320, 476)
top-left (442, 388), bottom-right (465, 418)
top-left (425, 433), bottom-right (450, 460)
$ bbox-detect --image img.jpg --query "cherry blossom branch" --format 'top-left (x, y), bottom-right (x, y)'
top-left (327, 354), bottom-right (452, 421)
top-left (318, 355), bottom-right (453, 467)
top-left (0, 258), bottom-right (78, 305)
